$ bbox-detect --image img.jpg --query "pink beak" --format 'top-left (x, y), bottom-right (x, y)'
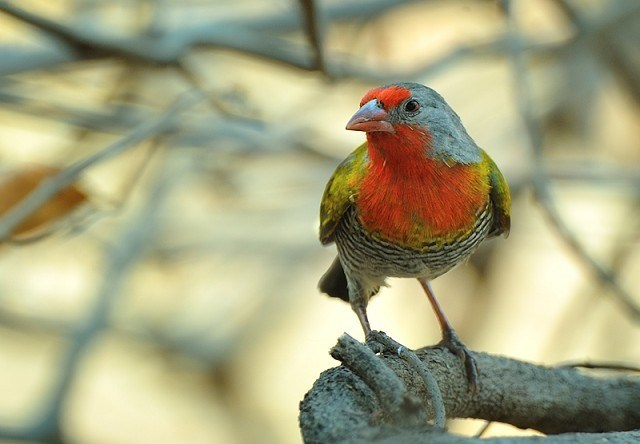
top-left (345, 99), bottom-right (395, 133)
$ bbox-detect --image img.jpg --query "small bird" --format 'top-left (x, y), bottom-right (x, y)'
top-left (318, 83), bottom-right (510, 388)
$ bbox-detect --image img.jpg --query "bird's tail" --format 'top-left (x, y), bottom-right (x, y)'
top-left (318, 256), bottom-right (349, 302)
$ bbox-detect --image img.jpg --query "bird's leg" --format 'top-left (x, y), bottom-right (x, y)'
top-left (417, 278), bottom-right (478, 392)
top-left (353, 303), bottom-right (372, 337)
top-left (346, 276), bottom-right (373, 337)
top-left (347, 276), bottom-right (384, 351)
top-left (354, 304), bottom-right (386, 354)
top-left (351, 292), bottom-right (387, 352)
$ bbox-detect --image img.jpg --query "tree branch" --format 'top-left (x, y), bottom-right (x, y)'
top-left (300, 334), bottom-right (640, 443)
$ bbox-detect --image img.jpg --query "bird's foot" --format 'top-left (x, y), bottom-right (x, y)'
top-left (366, 331), bottom-right (413, 358)
top-left (437, 329), bottom-right (478, 393)
top-left (364, 330), bottom-right (386, 354)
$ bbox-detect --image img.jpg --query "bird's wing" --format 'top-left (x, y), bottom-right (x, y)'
top-left (319, 143), bottom-right (370, 245)
top-left (484, 151), bottom-right (511, 238)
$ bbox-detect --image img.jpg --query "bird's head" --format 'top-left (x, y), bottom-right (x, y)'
top-left (346, 83), bottom-right (481, 165)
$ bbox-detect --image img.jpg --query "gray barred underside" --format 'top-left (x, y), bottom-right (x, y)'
top-left (335, 205), bottom-right (493, 282)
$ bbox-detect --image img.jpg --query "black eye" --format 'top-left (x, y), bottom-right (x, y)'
top-left (404, 99), bottom-right (419, 113)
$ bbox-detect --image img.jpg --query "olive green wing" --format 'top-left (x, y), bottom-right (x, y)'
top-left (319, 143), bottom-right (370, 245)
top-left (484, 151), bottom-right (511, 238)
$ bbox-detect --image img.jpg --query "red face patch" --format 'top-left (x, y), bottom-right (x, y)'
top-left (360, 85), bottom-right (411, 110)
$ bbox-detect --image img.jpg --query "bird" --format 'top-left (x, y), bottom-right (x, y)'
top-left (318, 82), bottom-right (511, 388)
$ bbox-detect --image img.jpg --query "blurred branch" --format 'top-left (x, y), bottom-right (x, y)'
top-left (0, 83), bottom-right (316, 159)
top-left (0, 0), bottom-right (572, 79)
top-left (0, 246), bottom-right (319, 369)
top-left (0, 81), bottom-right (261, 137)
top-left (298, 0), bottom-right (327, 74)
top-left (545, 162), bottom-right (640, 190)
top-left (2, 0), bottom-right (635, 89)
top-left (472, 421), bottom-right (492, 438)
top-left (502, 0), bottom-right (640, 322)
top-left (173, 61), bottom-right (263, 124)
top-left (0, 0), bottom-right (316, 71)
top-left (227, 0), bottom-right (423, 32)
top-left (0, 146), bottom-right (181, 442)
top-left (0, 91), bottom-right (200, 243)
top-left (0, 0), bottom-right (113, 60)
top-left (0, 86), bottom-right (142, 132)
top-left (300, 334), bottom-right (640, 443)
top-left (558, 361), bottom-right (640, 374)
top-left (554, 0), bottom-right (640, 104)
top-left (537, 189), bottom-right (640, 360)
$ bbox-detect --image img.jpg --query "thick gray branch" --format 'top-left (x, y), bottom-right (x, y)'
top-left (299, 334), bottom-right (640, 443)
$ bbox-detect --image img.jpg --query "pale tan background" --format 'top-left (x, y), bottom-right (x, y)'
top-left (0, 0), bottom-right (639, 443)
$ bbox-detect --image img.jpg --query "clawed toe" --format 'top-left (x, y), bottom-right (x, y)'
top-left (437, 329), bottom-right (478, 393)
top-left (365, 330), bottom-right (385, 354)
top-left (365, 328), bottom-right (478, 392)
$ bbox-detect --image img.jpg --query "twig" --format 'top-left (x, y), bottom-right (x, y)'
top-left (557, 361), bottom-right (640, 374)
top-left (298, 0), bottom-right (327, 75)
top-left (0, 0), bottom-right (315, 70)
top-left (554, 0), bottom-right (640, 103)
top-left (472, 421), bottom-right (492, 438)
top-left (173, 61), bottom-right (262, 125)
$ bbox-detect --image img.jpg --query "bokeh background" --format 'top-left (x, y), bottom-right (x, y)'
top-left (0, 0), bottom-right (639, 442)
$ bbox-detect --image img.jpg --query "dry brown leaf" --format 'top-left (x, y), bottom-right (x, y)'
top-left (0, 165), bottom-right (88, 239)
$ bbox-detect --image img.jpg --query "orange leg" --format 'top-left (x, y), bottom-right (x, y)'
top-left (345, 273), bottom-right (374, 338)
top-left (418, 278), bottom-right (478, 392)
top-left (353, 303), bottom-right (372, 337)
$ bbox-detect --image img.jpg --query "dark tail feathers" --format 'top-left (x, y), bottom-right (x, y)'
top-left (318, 256), bottom-right (349, 302)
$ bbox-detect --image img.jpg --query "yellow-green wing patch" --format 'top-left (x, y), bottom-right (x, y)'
top-left (484, 151), bottom-right (511, 238)
top-left (319, 143), bottom-right (369, 245)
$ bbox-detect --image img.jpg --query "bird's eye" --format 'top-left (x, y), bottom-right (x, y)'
top-left (404, 99), bottom-right (419, 113)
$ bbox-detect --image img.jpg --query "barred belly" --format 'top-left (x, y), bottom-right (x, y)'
top-left (335, 205), bottom-right (493, 280)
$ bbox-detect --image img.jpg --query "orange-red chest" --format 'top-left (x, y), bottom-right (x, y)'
top-left (356, 134), bottom-right (490, 248)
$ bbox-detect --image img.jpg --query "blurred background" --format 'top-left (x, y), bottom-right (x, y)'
top-left (0, 0), bottom-right (638, 442)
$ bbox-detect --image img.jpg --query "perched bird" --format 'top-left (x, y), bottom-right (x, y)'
top-left (318, 83), bottom-right (510, 387)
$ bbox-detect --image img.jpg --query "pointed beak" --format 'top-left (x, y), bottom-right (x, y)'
top-left (345, 99), bottom-right (394, 133)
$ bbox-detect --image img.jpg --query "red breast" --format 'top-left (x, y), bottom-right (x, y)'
top-left (358, 128), bottom-right (490, 247)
